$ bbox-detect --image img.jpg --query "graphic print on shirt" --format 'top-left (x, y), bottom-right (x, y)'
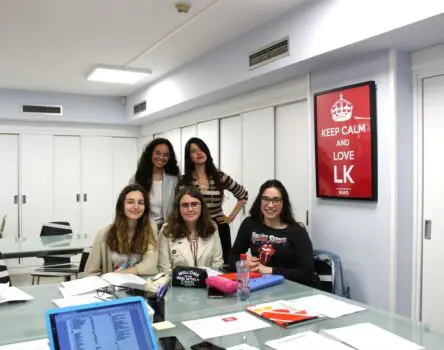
top-left (112, 253), bottom-right (140, 271)
top-left (251, 232), bottom-right (287, 265)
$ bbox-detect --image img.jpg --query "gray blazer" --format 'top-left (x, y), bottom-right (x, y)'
top-left (129, 172), bottom-right (178, 222)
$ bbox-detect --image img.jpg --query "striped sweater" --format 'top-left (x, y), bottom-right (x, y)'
top-left (179, 171), bottom-right (248, 220)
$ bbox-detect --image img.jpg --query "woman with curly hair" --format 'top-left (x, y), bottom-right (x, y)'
top-left (133, 138), bottom-right (180, 231)
top-left (158, 186), bottom-right (224, 275)
top-left (85, 184), bottom-right (158, 276)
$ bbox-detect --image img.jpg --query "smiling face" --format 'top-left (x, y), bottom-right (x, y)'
top-left (260, 187), bottom-right (283, 221)
top-left (179, 194), bottom-right (202, 224)
top-left (189, 143), bottom-right (207, 166)
top-left (124, 191), bottom-right (145, 221)
top-left (151, 143), bottom-right (170, 169)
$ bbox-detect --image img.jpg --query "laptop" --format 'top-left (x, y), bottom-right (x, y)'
top-left (45, 296), bottom-right (158, 350)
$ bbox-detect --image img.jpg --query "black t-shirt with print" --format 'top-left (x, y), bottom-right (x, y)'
top-left (229, 217), bottom-right (316, 286)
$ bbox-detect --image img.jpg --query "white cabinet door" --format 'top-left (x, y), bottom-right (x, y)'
top-left (197, 120), bottom-right (220, 168)
top-left (276, 101), bottom-right (309, 227)
top-left (181, 125), bottom-right (197, 173)
top-left (112, 137), bottom-right (138, 203)
top-left (242, 107), bottom-right (275, 211)
top-left (81, 136), bottom-right (113, 242)
top-left (220, 116), bottom-right (244, 244)
top-left (21, 134), bottom-right (54, 241)
top-left (0, 134), bottom-right (19, 240)
top-left (422, 75), bottom-right (444, 329)
top-left (139, 134), bottom-right (153, 156)
top-left (53, 136), bottom-right (81, 234)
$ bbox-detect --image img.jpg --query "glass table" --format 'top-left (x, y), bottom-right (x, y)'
top-left (1, 280), bottom-right (444, 349)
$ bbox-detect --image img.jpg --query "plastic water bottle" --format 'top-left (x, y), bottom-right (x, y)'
top-left (236, 253), bottom-right (250, 301)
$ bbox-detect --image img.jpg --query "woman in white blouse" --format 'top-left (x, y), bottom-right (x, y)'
top-left (158, 186), bottom-right (224, 275)
top-left (133, 138), bottom-right (180, 231)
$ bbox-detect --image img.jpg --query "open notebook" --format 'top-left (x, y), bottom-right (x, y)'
top-left (60, 273), bottom-right (146, 296)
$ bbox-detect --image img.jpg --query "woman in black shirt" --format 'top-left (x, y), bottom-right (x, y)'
top-left (229, 179), bottom-right (317, 286)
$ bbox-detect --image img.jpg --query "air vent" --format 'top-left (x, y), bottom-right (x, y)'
top-left (249, 37), bottom-right (289, 69)
top-left (134, 101), bottom-right (146, 115)
top-left (22, 105), bottom-right (62, 115)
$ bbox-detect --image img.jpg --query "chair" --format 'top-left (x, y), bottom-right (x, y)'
top-left (0, 215), bottom-right (6, 239)
top-left (31, 248), bottom-right (90, 285)
top-left (313, 249), bottom-right (350, 298)
top-left (0, 253), bottom-right (11, 285)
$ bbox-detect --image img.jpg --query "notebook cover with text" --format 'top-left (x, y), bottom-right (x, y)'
top-left (246, 300), bottom-right (321, 328)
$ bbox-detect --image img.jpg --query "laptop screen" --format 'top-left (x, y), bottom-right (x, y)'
top-left (49, 300), bottom-right (156, 350)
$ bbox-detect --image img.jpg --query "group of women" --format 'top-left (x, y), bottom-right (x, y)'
top-left (84, 137), bottom-right (318, 287)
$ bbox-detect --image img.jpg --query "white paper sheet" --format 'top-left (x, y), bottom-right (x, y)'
top-left (227, 344), bottom-right (260, 350)
top-left (0, 338), bottom-right (49, 350)
top-left (102, 272), bottom-right (146, 289)
top-left (52, 294), bottom-right (111, 308)
top-left (283, 295), bottom-right (365, 319)
top-left (322, 323), bottom-right (425, 350)
top-left (182, 311), bottom-right (270, 339)
top-left (266, 331), bottom-right (353, 350)
top-left (0, 286), bottom-right (34, 304)
top-left (60, 276), bottom-right (110, 296)
top-left (202, 267), bottom-right (222, 277)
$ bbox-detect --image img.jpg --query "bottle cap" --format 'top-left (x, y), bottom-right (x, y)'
top-left (240, 254), bottom-right (247, 260)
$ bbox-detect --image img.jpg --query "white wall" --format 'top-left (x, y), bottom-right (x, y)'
top-left (0, 89), bottom-right (126, 124)
top-left (310, 51), bottom-right (395, 311)
top-left (128, 0), bottom-right (444, 122)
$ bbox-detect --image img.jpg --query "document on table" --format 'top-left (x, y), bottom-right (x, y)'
top-left (0, 338), bottom-right (49, 350)
top-left (227, 344), bottom-right (260, 350)
top-left (182, 311), bottom-right (270, 339)
top-left (52, 294), bottom-right (111, 308)
top-left (265, 331), bottom-right (354, 350)
top-left (322, 323), bottom-right (425, 350)
top-left (283, 294), bottom-right (365, 319)
top-left (0, 284), bottom-right (34, 304)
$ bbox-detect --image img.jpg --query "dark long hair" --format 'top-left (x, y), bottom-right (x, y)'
top-left (135, 138), bottom-right (180, 193)
top-left (164, 186), bottom-right (216, 241)
top-left (181, 137), bottom-right (222, 189)
top-left (250, 179), bottom-right (297, 226)
top-left (106, 184), bottom-right (156, 254)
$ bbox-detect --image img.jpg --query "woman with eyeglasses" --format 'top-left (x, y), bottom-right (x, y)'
top-left (229, 180), bottom-right (317, 287)
top-left (132, 138), bottom-right (180, 231)
top-left (180, 137), bottom-right (248, 264)
top-left (158, 186), bottom-right (224, 275)
top-left (85, 184), bottom-right (158, 276)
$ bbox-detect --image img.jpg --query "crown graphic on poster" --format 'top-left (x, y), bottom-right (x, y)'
top-left (331, 93), bottom-right (353, 122)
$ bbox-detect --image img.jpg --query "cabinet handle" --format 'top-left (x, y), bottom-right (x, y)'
top-left (84, 194), bottom-right (88, 202)
top-left (14, 195), bottom-right (18, 204)
top-left (76, 194), bottom-right (80, 202)
top-left (306, 210), bottom-right (309, 226)
top-left (22, 195), bottom-right (27, 204)
top-left (425, 219), bottom-right (432, 240)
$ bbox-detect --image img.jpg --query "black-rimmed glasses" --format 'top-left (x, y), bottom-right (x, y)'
top-left (261, 196), bottom-right (283, 205)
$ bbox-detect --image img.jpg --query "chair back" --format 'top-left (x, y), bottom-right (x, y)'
top-left (78, 248), bottom-right (91, 273)
top-left (40, 222), bottom-right (72, 237)
top-left (0, 253), bottom-right (11, 285)
top-left (314, 249), bottom-right (350, 298)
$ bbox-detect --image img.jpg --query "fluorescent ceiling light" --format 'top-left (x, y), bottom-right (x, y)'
top-left (87, 67), bottom-right (151, 84)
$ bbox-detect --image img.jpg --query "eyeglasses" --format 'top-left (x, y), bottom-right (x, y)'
top-left (261, 196), bottom-right (283, 205)
top-left (180, 202), bottom-right (201, 209)
top-left (96, 285), bottom-right (138, 300)
top-left (154, 151), bottom-right (170, 159)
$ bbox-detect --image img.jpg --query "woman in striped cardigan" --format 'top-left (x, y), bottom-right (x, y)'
top-left (179, 137), bottom-right (248, 264)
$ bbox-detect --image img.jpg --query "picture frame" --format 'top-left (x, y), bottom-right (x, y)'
top-left (314, 81), bottom-right (377, 201)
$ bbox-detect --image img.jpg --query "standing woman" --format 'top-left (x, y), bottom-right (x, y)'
top-left (229, 180), bottom-right (317, 287)
top-left (180, 137), bottom-right (248, 264)
top-left (133, 138), bottom-right (180, 231)
top-left (85, 184), bottom-right (158, 276)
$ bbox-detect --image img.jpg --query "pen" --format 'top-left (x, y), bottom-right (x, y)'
top-left (156, 286), bottom-right (165, 299)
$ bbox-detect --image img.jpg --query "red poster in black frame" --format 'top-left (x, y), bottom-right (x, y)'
top-left (314, 81), bottom-right (377, 201)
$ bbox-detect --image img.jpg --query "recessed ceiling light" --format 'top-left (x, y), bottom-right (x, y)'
top-left (87, 66), bottom-right (152, 84)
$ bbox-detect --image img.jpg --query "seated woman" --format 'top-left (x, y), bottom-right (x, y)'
top-left (158, 186), bottom-right (224, 275)
top-left (229, 179), bottom-right (317, 287)
top-left (85, 184), bottom-right (158, 276)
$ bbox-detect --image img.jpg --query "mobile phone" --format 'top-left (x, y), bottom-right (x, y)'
top-left (207, 286), bottom-right (225, 299)
top-left (190, 341), bottom-right (225, 350)
top-left (158, 336), bottom-right (186, 350)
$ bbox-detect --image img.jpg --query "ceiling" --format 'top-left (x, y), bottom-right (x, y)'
top-left (0, 0), bottom-right (309, 96)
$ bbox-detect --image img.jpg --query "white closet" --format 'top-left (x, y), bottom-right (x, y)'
top-left (242, 107), bottom-right (275, 211)
top-left (112, 137), bottom-right (138, 203)
top-left (155, 129), bottom-right (182, 170)
top-left (276, 102), bottom-right (310, 226)
top-left (181, 125), bottom-right (197, 172)
top-left (197, 120), bottom-right (220, 168)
